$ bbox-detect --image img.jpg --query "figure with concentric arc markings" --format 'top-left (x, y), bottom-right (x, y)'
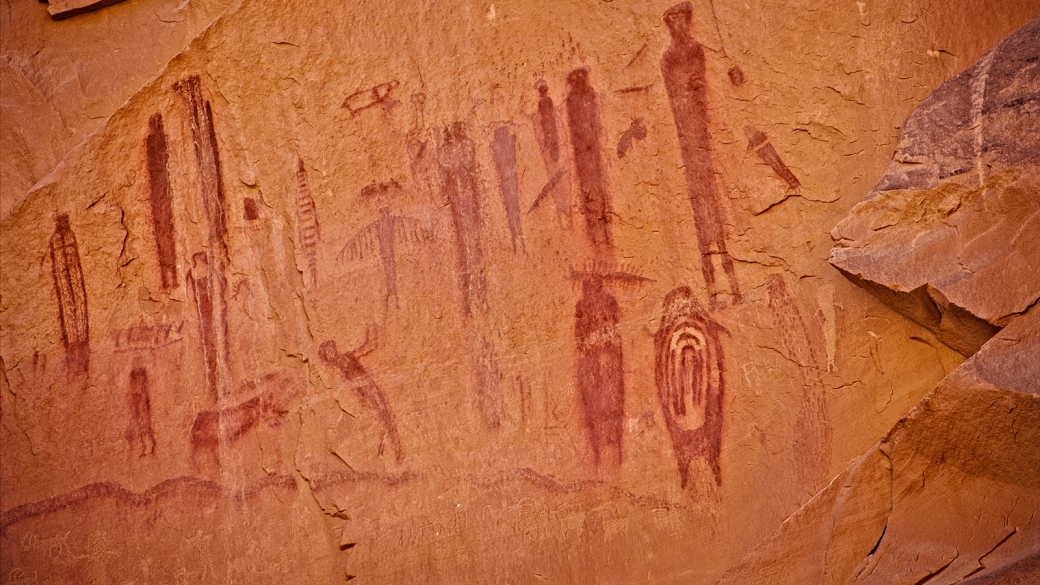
top-left (654, 286), bottom-right (726, 487)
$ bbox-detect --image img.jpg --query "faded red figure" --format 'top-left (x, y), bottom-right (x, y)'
top-left (575, 274), bottom-right (624, 468)
top-left (49, 214), bottom-right (90, 374)
top-left (654, 286), bottom-right (726, 487)
top-left (529, 79), bottom-right (573, 226)
top-left (126, 366), bottom-right (157, 456)
top-left (436, 122), bottom-right (488, 318)
top-left (661, 2), bottom-right (741, 305)
top-left (340, 206), bottom-right (430, 309)
top-left (319, 327), bottom-right (404, 462)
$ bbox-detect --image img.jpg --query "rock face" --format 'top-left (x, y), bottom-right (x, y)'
top-left (715, 18), bottom-right (1040, 585)
top-left (2, 0), bottom-right (1039, 582)
top-left (830, 16), bottom-right (1040, 356)
top-left (715, 306), bottom-right (1040, 584)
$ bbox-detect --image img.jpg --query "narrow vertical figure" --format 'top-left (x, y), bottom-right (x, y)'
top-left (566, 68), bottom-right (613, 251)
top-left (574, 274), bottom-right (624, 468)
top-left (476, 336), bottom-right (502, 429)
top-left (405, 93), bottom-right (439, 203)
top-left (175, 75), bottom-right (232, 396)
top-left (295, 158), bottom-right (321, 288)
top-left (766, 274), bottom-right (830, 492)
top-left (661, 2), bottom-right (741, 304)
top-left (436, 122), bottom-right (488, 318)
top-left (529, 80), bottom-right (572, 225)
top-left (146, 113), bottom-right (177, 289)
top-left (654, 286), bottom-right (726, 487)
top-left (188, 252), bottom-right (220, 402)
top-left (340, 206), bottom-right (430, 308)
top-left (50, 214), bottom-right (90, 373)
top-left (126, 366), bottom-right (157, 456)
top-left (319, 329), bottom-right (404, 462)
top-left (490, 126), bottom-right (526, 255)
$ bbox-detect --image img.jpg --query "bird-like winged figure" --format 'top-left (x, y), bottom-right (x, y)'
top-left (340, 206), bottom-right (431, 308)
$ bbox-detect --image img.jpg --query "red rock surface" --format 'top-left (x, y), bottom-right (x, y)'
top-left (2, 1), bottom-right (1038, 582)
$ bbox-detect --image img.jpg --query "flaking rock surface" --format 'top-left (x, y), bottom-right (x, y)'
top-left (830, 16), bottom-right (1040, 356)
top-left (2, 0), bottom-right (1038, 582)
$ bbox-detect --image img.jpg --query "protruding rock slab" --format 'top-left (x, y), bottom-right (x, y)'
top-left (830, 16), bottom-right (1040, 356)
top-left (45, 0), bottom-right (127, 20)
top-left (714, 305), bottom-right (1040, 585)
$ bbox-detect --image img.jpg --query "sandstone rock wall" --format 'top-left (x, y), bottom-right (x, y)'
top-left (2, 0), bottom-right (1037, 582)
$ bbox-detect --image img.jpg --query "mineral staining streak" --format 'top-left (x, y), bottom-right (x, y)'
top-left (145, 113), bottom-right (178, 289)
top-left (49, 214), bottom-right (90, 373)
top-left (661, 2), bottom-right (741, 304)
top-left (654, 286), bottom-right (726, 487)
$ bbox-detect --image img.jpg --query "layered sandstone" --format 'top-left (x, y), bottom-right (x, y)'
top-left (2, 0), bottom-right (1038, 582)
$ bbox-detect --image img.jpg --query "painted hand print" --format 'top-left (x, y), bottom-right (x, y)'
top-left (145, 113), bottom-right (177, 290)
top-left (49, 214), bottom-right (90, 374)
top-left (126, 366), bottom-right (156, 456)
top-left (653, 286), bottom-right (726, 487)
top-left (295, 158), bottom-right (321, 289)
top-left (436, 122), bottom-right (489, 319)
top-left (490, 126), bottom-right (526, 255)
top-left (342, 80), bottom-right (400, 116)
top-left (766, 274), bottom-right (831, 492)
top-left (319, 327), bottom-right (404, 462)
top-left (566, 68), bottom-right (613, 251)
top-left (745, 126), bottom-right (801, 192)
top-left (339, 206), bottom-right (431, 309)
top-left (661, 2), bottom-right (741, 305)
top-left (572, 266), bottom-right (651, 468)
top-left (616, 118), bottom-right (647, 159)
top-left (529, 80), bottom-right (573, 225)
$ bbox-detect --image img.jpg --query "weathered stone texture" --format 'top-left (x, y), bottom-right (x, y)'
top-left (2, 0), bottom-right (1039, 582)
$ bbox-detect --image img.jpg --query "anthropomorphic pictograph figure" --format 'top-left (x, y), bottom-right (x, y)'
top-left (490, 126), bottom-right (526, 255)
top-left (572, 266), bottom-right (651, 468)
top-left (528, 80), bottom-right (573, 226)
top-left (126, 366), bottom-right (157, 456)
top-left (654, 286), bottom-right (727, 487)
top-left (49, 214), bottom-right (90, 374)
top-left (436, 122), bottom-right (489, 318)
top-left (340, 206), bottom-right (430, 309)
top-left (319, 327), bottom-right (404, 462)
top-left (565, 68), bottom-right (613, 252)
top-left (661, 2), bottom-right (741, 305)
